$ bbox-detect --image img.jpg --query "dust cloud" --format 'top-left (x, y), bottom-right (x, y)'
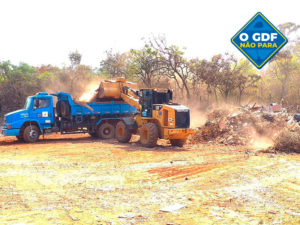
top-left (189, 108), bottom-right (207, 128)
top-left (78, 81), bottom-right (101, 102)
top-left (250, 135), bottom-right (274, 149)
top-left (41, 76), bottom-right (103, 101)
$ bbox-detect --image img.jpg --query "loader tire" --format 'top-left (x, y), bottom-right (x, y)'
top-left (98, 123), bottom-right (115, 139)
top-left (170, 139), bottom-right (186, 147)
top-left (140, 123), bottom-right (158, 148)
top-left (23, 125), bottom-right (40, 143)
top-left (116, 121), bottom-right (132, 143)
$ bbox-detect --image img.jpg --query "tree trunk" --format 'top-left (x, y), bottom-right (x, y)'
top-left (207, 85), bottom-right (211, 106)
top-left (182, 80), bottom-right (190, 98)
top-left (238, 88), bottom-right (243, 105)
top-left (280, 77), bottom-right (287, 100)
top-left (224, 90), bottom-right (229, 103)
top-left (214, 88), bottom-right (218, 104)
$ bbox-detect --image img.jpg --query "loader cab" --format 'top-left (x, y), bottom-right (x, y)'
top-left (139, 89), bottom-right (190, 128)
top-left (139, 89), bottom-right (172, 117)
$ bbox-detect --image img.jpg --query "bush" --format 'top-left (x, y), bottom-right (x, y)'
top-left (274, 130), bottom-right (300, 153)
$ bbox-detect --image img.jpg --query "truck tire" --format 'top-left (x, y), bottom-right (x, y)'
top-left (170, 139), bottom-right (186, 147)
top-left (116, 121), bottom-right (132, 143)
top-left (98, 123), bottom-right (115, 139)
top-left (56, 101), bottom-right (62, 117)
top-left (140, 123), bottom-right (158, 148)
top-left (23, 125), bottom-right (40, 143)
top-left (60, 101), bottom-right (70, 117)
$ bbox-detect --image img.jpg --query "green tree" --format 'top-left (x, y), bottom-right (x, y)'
top-left (235, 59), bottom-right (260, 104)
top-left (69, 50), bottom-right (82, 69)
top-left (0, 61), bottom-right (38, 112)
top-left (149, 36), bottom-right (192, 98)
top-left (268, 23), bottom-right (300, 102)
top-left (100, 49), bottom-right (134, 79)
top-left (130, 46), bottom-right (163, 87)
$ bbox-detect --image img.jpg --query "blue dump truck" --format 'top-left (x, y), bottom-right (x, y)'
top-left (1, 92), bottom-right (138, 142)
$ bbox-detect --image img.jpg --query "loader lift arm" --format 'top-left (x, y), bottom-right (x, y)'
top-left (120, 87), bottom-right (142, 112)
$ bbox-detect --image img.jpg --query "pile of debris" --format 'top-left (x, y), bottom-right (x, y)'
top-left (189, 104), bottom-right (300, 146)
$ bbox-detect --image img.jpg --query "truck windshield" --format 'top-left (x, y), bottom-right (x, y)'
top-left (24, 98), bottom-right (31, 110)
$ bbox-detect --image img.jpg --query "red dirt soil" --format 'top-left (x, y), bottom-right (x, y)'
top-left (0, 134), bottom-right (299, 224)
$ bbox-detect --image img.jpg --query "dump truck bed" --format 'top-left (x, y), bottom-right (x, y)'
top-left (52, 92), bottom-right (138, 117)
top-left (71, 102), bottom-right (138, 116)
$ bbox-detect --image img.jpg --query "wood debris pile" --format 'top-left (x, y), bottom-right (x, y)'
top-left (189, 106), bottom-right (299, 146)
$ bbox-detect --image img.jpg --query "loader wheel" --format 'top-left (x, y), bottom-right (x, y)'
top-left (98, 123), bottom-right (115, 139)
top-left (23, 125), bottom-right (40, 143)
top-left (116, 121), bottom-right (132, 143)
top-left (140, 123), bottom-right (158, 148)
top-left (170, 139), bottom-right (186, 147)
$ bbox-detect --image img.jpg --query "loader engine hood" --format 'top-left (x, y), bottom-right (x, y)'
top-left (4, 109), bottom-right (29, 123)
top-left (168, 105), bottom-right (189, 112)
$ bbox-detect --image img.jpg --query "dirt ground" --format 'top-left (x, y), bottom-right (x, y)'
top-left (0, 134), bottom-right (299, 225)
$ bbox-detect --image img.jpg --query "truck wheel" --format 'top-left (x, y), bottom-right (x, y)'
top-left (116, 121), bottom-right (132, 143)
top-left (170, 139), bottom-right (186, 147)
top-left (60, 101), bottom-right (70, 117)
top-left (56, 101), bottom-right (62, 117)
top-left (140, 123), bottom-right (158, 148)
top-left (98, 123), bottom-right (115, 139)
top-left (23, 125), bottom-right (40, 143)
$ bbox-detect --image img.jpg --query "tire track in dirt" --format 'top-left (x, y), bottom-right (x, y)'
top-left (148, 157), bottom-right (249, 180)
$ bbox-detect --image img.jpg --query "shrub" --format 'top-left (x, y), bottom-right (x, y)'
top-left (274, 129), bottom-right (300, 153)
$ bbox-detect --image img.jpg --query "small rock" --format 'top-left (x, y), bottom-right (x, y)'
top-left (118, 213), bottom-right (135, 219)
top-left (160, 203), bottom-right (186, 213)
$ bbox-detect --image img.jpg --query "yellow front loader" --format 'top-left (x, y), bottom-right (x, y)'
top-left (108, 79), bottom-right (195, 147)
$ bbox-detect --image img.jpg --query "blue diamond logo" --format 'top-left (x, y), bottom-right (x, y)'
top-left (231, 12), bottom-right (288, 69)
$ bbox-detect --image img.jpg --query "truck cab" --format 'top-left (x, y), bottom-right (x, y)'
top-left (2, 92), bottom-right (54, 142)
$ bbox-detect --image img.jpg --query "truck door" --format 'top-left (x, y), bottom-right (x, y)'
top-left (31, 97), bottom-right (54, 128)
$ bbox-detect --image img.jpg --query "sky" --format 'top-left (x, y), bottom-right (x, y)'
top-left (0, 0), bottom-right (299, 68)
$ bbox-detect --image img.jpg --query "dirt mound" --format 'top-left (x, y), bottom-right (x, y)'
top-left (189, 107), bottom-right (298, 146)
